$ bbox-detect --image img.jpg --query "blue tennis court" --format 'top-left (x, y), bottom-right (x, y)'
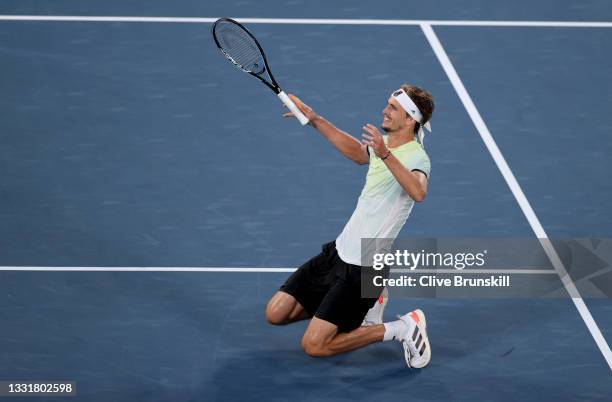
top-left (1, 1), bottom-right (611, 401)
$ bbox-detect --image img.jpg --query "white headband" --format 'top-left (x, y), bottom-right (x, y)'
top-left (391, 89), bottom-right (432, 146)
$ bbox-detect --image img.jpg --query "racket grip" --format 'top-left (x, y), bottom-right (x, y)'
top-left (278, 91), bottom-right (309, 126)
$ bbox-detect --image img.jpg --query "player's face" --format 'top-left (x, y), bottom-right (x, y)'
top-left (381, 97), bottom-right (413, 133)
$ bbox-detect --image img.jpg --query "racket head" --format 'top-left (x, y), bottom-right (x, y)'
top-left (212, 18), bottom-right (270, 78)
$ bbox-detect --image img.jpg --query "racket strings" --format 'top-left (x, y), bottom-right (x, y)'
top-left (215, 23), bottom-right (265, 75)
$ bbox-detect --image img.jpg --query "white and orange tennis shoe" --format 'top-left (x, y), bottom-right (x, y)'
top-left (362, 287), bottom-right (389, 326)
top-left (398, 309), bottom-right (431, 368)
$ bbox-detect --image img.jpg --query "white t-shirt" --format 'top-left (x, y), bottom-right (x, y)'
top-left (335, 138), bottom-right (431, 266)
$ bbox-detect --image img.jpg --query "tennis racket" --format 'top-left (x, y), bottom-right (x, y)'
top-left (212, 18), bottom-right (310, 125)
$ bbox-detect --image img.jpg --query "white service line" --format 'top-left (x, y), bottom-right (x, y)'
top-left (392, 269), bottom-right (557, 274)
top-left (0, 266), bottom-right (296, 272)
top-left (420, 23), bottom-right (612, 370)
top-left (0, 15), bottom-right (611, 28)
top-left (0, 266), bottom-right (557, 274)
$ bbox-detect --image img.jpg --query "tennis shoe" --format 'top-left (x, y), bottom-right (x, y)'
top-left (398, 309), bottom-right (431, 368)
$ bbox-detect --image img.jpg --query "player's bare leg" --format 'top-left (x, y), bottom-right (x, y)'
top-left (300, 317), bottom-right (384, 357)
top-left (265, 291), bottom-right (311, 325)
top-left (300, 312), bottom-right (432, 368)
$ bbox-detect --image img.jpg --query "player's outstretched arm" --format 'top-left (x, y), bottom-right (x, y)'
top-left (282, 94), bottom-right (369, 165)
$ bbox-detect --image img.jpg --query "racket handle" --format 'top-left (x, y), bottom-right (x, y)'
top-left (278, 91), bottom-right (309, 126)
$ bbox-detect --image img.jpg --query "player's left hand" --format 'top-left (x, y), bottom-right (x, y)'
top-left (361, 124), bottom-right (389, 158)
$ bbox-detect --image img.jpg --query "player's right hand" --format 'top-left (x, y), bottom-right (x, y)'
top-left (282, 94), bottom-right (317, 124)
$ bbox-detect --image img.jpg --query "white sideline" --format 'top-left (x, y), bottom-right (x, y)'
top-left (420, 23), bottom-right (612, 370)
top-left (0, 15), bottom-right (611, 27)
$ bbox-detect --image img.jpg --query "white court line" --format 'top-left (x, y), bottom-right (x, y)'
top-left (0, 266), bottom-right (556, 274)
top-left (420, 23), bottom-right (612, 370)
top-left (392, 269), bottom-right (556, 274)
top-left (0, 15), bottom-right (611, 27)
top-left (0, 266), bottom-right (296, 272)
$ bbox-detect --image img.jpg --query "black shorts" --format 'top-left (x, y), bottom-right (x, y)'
top-left (280, 241), bottom-right (382, 333)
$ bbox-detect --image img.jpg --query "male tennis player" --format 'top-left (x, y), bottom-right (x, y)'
top-left (265, 84), bottom-right (434, 368)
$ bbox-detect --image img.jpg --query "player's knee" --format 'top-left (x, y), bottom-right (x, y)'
top-left (265, 304), bottom-right (286, 325)
top-left (301, 335), bottom-right (328, 357)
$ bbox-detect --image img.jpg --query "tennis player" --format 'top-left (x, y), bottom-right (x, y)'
top-left (265, 84), bottom-right (434, 368)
